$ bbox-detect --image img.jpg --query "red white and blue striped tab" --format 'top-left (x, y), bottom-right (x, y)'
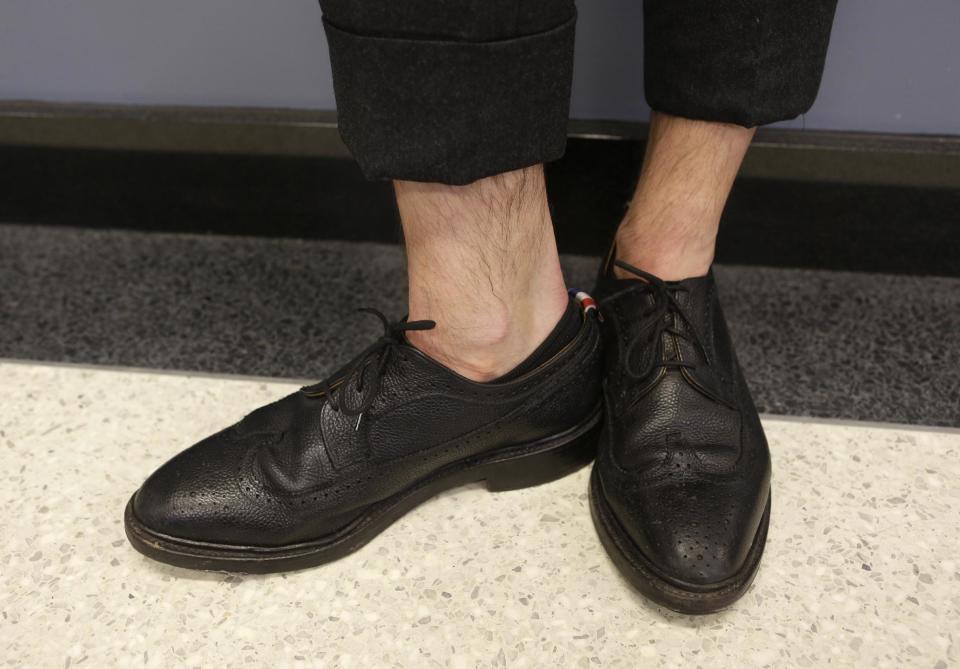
top-left (569, 289), bottom-right (598, 315)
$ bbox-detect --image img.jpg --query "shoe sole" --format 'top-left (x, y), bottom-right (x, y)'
top-left (124, 406), bottom-right (603, 573)
top-left (589, 467), bottom-right (771, 615)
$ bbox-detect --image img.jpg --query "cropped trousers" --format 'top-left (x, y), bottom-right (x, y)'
top-left (320, 0), bottom-right (838, 185)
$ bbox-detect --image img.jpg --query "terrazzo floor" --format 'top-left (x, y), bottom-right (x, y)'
top-left (2, 361), bottom-right (958, 668)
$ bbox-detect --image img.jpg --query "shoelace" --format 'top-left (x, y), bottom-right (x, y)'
top-left (301, 308), bottom-right (435, 429)
top-left (612, 260), bottom-right (708, 380)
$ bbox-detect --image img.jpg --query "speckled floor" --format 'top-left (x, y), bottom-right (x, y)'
top-left (2, 224), bottom-right (958, 427)
top-left (2, 361), bottom-right (958, 668)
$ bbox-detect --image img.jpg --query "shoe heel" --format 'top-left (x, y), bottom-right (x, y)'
top-left (483, 415), bottom-right (602, 492)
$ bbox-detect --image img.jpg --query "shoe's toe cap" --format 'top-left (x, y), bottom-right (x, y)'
top-left (132, 427), bottom-right (279, 545)
top-left (603, 474), bottom-right (769, 587)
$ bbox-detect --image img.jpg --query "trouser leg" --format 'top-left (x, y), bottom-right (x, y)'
top-left (320, 0), bottom-right (577, 185)
top-left (320, 0), bottom-right (838, 183)
top-left (643, 0), bottom-right (839, 127)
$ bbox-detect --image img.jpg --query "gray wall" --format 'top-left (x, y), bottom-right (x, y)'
top-left (1, 0), bottom-right (958, 134)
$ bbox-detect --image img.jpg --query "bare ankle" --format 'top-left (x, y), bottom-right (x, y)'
top-left (613, 221), bottom-right (715, 281)
top-left (396, 165), bottom-right (570, 381)
top-left (611, 111), bottom-right (754, 282)
top-left (407, 291), bottom-right (568, 381)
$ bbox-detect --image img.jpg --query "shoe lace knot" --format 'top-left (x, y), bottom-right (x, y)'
top-left (301, 308), bottom-right (435, 427)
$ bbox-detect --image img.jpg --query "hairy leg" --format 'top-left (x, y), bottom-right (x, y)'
top-left (396, 164), bottom-right (569, 382)
top-left (614, 111), bottom-right (755, 281)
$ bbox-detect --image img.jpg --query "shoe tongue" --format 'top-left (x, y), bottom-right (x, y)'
top-left (667, 275), bottom-right (710, 354)
top-left (667, 273), bottom-right (741, 406)
top-left (612, 268), bottom-right (715, 366)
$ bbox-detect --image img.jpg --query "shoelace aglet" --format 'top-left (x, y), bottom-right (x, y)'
top-left (355, 412), bottom-right (363, 431)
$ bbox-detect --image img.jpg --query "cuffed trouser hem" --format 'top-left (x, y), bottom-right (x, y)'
top-left (323, 14), bottom-right (576, 185)
top-left (643, 0), bottom-right (838, 128)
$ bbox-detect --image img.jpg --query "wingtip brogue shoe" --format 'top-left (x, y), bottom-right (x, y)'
top-left (590, 259), bottom-right (771, 614)
top-left (126, 300), bottom-right (603, 573)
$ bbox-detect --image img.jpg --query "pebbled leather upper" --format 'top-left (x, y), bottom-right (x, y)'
top-left (593, 262), bottom-right (771, 586)
top-left (133, 306), bottom-right (602, 547)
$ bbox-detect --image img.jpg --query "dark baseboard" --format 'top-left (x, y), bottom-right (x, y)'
top-left (4, 101), bottom-right (959, 189)
top-left (1, 102), bottom-right (958, 277)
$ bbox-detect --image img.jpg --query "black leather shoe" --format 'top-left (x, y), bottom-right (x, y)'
top-left (125, 302), bottom-right (603, 573)
top-left (590, 258), bottom-right (771, 614)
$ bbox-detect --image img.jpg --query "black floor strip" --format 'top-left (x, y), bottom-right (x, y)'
top-left (2, 143), bottom-right (958, 277)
